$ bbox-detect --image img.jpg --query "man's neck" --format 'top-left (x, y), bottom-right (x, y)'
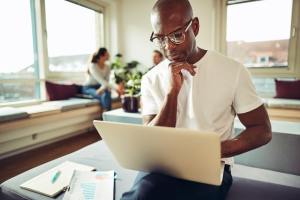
top-left (187, 47), bottom-right (207, 64)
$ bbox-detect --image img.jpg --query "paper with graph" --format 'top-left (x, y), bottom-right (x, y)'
top-left (62, 170), bottom-right (115, 200)
top-left (20, 161), bottom-right (95, 197)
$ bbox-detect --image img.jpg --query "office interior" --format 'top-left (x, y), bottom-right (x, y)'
top-left (0, 0), bottom-right (300, 199)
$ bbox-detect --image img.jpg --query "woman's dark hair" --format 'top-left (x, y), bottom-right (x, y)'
top-left (91, 47), bottom-right (107, 63)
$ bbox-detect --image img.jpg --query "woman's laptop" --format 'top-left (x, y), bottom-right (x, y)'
top-left (93, 120), bottom-right (224, 186)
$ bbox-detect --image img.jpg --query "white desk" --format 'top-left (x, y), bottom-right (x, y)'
top-left (103, 108), bottom-right (143, 124)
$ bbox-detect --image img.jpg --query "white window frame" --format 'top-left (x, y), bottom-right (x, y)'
top-left (0, 0), bottom-right (109, 107)
top-left (0, 0), bottom-right (41, 107)
top-left (40, 0), bottom-right (106, 81)
top-left (217, 0), bottom-right (300, 78)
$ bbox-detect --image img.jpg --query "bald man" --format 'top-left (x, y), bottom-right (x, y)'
top-left (121, 0), bottom-right (272, 199)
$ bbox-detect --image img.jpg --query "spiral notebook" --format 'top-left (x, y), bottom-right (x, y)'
top-left (20, 161), bottom-right (95, 197)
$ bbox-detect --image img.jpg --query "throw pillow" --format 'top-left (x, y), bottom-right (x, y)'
top-left (45, 81), bottom-right (80, 101)
top-left (274, 79), bottom-right (300, 99)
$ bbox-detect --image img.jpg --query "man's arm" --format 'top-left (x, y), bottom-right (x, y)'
top-left (221, 104), bottom-right (272, 158)
top-left (143, 90), bottom-right (179, 127)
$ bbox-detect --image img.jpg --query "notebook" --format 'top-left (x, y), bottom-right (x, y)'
top-left (63, 170), bottom-right (115, 200)
top-left (20, 161), bottom-right (95, 197)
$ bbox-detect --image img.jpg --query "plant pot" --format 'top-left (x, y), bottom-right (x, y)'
top-left (121, 95), bottom-right (139, 113)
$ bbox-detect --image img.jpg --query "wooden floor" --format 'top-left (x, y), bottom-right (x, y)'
top-left (0, 130), bottom-right (101, 183)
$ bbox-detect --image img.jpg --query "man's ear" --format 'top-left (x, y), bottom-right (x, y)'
top-left (192, 17), bottom-right (200, 36)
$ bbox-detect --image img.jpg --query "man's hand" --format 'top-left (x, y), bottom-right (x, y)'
top-left (96, 86), bottom-right (106, 95)
top-left (169, 62), bottom-right (196, 94)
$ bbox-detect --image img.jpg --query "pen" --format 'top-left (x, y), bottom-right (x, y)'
top-left (51, 170), bottom-right (61, 184)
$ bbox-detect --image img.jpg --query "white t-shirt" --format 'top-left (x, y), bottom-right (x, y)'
top-left (141, 50), bottom-right (263, 164)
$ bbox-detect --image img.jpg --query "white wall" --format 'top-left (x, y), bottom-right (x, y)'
top-left (117, 0), bottom-right (217, 68)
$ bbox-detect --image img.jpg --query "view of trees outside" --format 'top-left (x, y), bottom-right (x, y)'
top-left (226, 0), bottom-right (292, 68)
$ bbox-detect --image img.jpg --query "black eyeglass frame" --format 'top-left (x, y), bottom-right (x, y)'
top-left (149, 18), bottom-right (194, 46)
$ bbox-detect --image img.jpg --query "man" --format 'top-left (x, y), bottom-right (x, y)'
top-left (121, 0), bottom-right (272, 199)
top-left (152, 50), bottom-right (164, 66)
top-left (149, 50), bottom-right (164, 71)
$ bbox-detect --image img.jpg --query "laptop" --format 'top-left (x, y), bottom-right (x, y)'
top-left (93, 120), bottom-right (224, 186)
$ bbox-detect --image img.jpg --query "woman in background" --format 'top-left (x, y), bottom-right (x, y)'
top-left (82, 47), bottom-right (118, 111)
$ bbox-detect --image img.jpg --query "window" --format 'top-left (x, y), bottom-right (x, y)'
top-left (226, 0), bottom-right (293, 69)
top-left (45, 0), bottom-right (101, 72)
top-left (0, 0), bottom-right (110, 107)
top-left (0, 0), bottom-right (106, 105)
top-left (0, 0), bottom-right (39, 103)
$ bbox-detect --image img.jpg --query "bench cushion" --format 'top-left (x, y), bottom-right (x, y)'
top-left (264, 98), bottom-right (300, 109)
top-left (21, 104), bottom-right (61, 118)
top-left (42, 98), bottom-right (98, 111)
top-left (0, 107), bottom-right (29, 123)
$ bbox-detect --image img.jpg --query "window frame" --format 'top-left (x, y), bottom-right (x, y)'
top-left (0, 0), bottom-right (40, 106)
top-left (0, 0), bottom-right (108, 107)
top-left (42, 0), bottom-right (105, 80)
top-left (217, 0), bottom-right (300, 78)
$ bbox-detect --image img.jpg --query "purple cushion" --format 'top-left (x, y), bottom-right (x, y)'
top-left (45, 81), bottom-right (79, 101)
top-left (274, 79), bottom-right (300, 99)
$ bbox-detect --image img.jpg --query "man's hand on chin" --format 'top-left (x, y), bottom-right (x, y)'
top-left (168, 61), bottom-right (197, 93)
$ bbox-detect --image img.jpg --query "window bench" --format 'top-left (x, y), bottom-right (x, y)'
top-left (264, 98), bottom-right (300, 122)
top-left (0, 98), bottom-right (121, 159)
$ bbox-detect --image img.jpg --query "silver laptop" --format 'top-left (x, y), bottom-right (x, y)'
top-left (93, 120), bottom-right (224, 186)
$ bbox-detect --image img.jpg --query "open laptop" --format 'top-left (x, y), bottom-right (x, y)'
top-left (93, 120), bottom-right (224, 186)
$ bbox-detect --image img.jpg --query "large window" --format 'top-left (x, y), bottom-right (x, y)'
top-left (0, 0), bottom-right (38, 103)
top-left (45, 0), bottom-right (100, 72)
top-left (0, 0), bottom-right (105, 105)
top-left (226, 0), bottom-right (293, 68)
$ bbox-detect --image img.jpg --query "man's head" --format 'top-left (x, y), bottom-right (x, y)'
top-left (150, 0), bottom-right (199, 62)
top-left (153, 50), bottom-right (164, 65)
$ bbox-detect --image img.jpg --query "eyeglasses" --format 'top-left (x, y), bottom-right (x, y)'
top-left (150, 19), bottom-right (193, 48)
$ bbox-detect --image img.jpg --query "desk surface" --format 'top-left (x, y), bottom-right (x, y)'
top-left (103, 108), bottom-right (143, 125)
top-left (0, 141), bottom-right (137, 200)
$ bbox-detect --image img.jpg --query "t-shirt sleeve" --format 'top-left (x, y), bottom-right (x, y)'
top-left (141, 76), bottom-right (159, 116)
top-left (233, 65), bottom-right (263, 114)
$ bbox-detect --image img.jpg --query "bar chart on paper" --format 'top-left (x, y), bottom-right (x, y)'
top-left (81, 182), bottom-right (97, 200)
top-left (63, 171), bottom-right (114, 200)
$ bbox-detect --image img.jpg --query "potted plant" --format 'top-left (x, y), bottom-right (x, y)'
top-left (111, 55), bottom-right (143, 113)
top-left (122, 71), bottom-right (142, 113)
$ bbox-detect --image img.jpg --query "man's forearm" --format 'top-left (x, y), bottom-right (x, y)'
top-left (148, 90), bottom-right (179, 127)
top-left (221, 124), bottom-right (272, 158)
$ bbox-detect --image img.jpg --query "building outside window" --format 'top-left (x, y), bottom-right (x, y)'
top-left (0, 0), bottom-right (38, 103)
top-left (225, 0), bottom-right (299, 97)
top-left (226, 0), bottom-right (293, 68)
top-left (45, 0), bottom-right (100, 72)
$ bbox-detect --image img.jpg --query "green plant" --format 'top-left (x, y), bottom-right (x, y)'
top-left (111, 54), bottom-right (143, 96)
top-left (125, 71), bottom-right (142, 96)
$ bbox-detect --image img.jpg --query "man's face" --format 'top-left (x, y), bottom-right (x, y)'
top-left (151, 11), bottom-right (196, 62)
top-left (153, 52), bottom-right (162, 65)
